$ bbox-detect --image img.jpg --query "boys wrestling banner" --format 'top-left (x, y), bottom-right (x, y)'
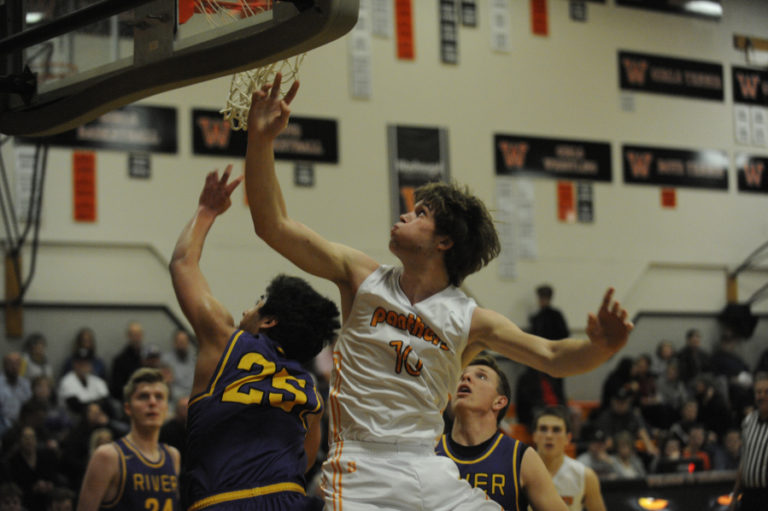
top-left (494, 134), bottom-right (612, 182)
top-left (388, 125), bottom-right (449, 224)
top-left (619, 51), bottom-right (724, 101)
top-left (622, 145), bottom-right (728, 190)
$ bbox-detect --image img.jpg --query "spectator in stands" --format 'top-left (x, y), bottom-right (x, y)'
top-left (160, 329), bottom-right (195, 404)
top-left (682, 423), bottom-right (711, 470)
top-left (109, 321), bottom-right (144, 400)
top-left (60, 328), bottom-right (106, 381)
top-left (599, 357), bottom-right (636, 412)
top-left (651, 339), bottom-right (676, 376)
top-left (711, 332), bottom-right (753, 419)
top-left (23, 376), bottom-right (71, 444)
top-left (2, 425), bottom-right (63, 510)
top-left (650, 434), bottom-right (711, 474)
top-left (755, 347), bottom-right (768, 374)
top-left (57, 348), bottom-right (109, 416)
top-left (59, 402), bottom-right (118, 492)
top-left (607, 430), bottom-right (646, 479)
top-left (576, 426), bottom-right (615, 479)
top-left (591, 388), bottom-right (658, 457)
top-left (19, 334), bottom-right (53, 381)
top-left (0, 482), bottom-right (23, 511)
top-left (712, 428), bottom-right (741, 471)
top-left (0, 352), bottom-right (32, 432)
top-left (47, 487), bottom-right (75, 511)
top-left (693, 374), bottom-right (733, 441)
top-left (677, 328), bottom-right (711, 387)
top-left (87, 427), bottom-right (113, 458)
top-left (514, 365), bottom-right (567, 430)
top-left (159, 395), bottom-right (188, 451)
top-left (632, 353), bottom-right (666, 430)
top-left (653, 360), bottom-right (689, 429)
top-left (669, 398), bottom-right (699, 446)
top-left (529, 284), bottom-right (570, 341)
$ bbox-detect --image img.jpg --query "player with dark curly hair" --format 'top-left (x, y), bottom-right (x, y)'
top-left (170, 166), bottom-right (339, 511)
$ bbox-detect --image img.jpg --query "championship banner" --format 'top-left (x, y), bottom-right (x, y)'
top-left (732, 66), bottom-right (768, 106)
top-left (22, 105), bottom-right (178, 154)
top-left (622, 145), bottom-right (728, 190)
top-left (619, 51), bottom-right (724, 101)
top-left (494, 134), bottom-right (612, 182)
top-left (388, 125), bottom-right (450, 224)
top-left (736, 154), bottom-right (768, 194)
top-left (192, 110), bottom-right (339, 163)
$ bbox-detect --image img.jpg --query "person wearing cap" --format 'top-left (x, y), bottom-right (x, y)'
top-left (590, 387), bottom-right (658, 457)
top-left (576, 427), bottom-right (615, 479)
top-left (57, 347), bottom-right (109, 415)
top-left (531, 406), bottom-right (607, 511)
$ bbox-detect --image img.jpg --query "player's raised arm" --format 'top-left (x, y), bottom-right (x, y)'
top-left (244, 74), bottom-right (377, 298)
top-left (169, 166), bottom-right (241, 353)
top-left (466, 288), bottom-right (633, 377)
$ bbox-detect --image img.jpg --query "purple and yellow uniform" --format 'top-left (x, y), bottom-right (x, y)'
top-left (436, 432), bottom-right (530, 511)
top-left (183, 330), bottom-right (323, 511)
top-left (100, 438), bottom-right (179, 511)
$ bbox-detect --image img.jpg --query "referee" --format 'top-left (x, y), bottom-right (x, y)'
top-left (729, 372), bottom-right (768, 511)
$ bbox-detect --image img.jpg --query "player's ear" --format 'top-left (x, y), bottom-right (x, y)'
top-left (258, 316), bottom-right (278, 331)
top-left (436, 235), bottom-right (454, 252)
top-left (492, 395), bottom-right (508, 412)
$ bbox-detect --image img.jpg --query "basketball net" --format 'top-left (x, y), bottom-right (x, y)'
top-left (182, 0), bottom-right (304, 131)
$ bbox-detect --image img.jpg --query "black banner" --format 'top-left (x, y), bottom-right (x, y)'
top-left (732, 66), bottom-right (768, 106)
top-left (616, 0), bottom-right (722, 19)
top-left (494, 134), bottom-right (612, 182)
top-left (736, 154), bottom-right (768, 193)
top-left (21, 105), bottom-right (178, 154)
top-left (622, 145), bottom-right (728, 190)
top-left (388, 125), bottom-right (450, 223)
top-left (193, 109), bottom-right (339, 163)
top-left (619, 50), bottom-right (724, 101)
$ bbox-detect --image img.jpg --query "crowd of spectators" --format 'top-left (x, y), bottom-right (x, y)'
top-left (0, 316), bottom-right (764, 508)
top-left (0, 323), bottom-right (194, 510)
top-left (514, 327), bottom-right (766, 481)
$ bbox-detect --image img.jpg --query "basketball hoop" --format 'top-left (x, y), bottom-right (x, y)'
top-left (179, 0), bottom-right (303, 130)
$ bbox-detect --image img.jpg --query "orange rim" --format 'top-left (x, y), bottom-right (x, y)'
top-left (179, 0), bottom-right (271, 23)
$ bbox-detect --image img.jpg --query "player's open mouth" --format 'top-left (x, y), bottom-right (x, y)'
top-left (456, 384), bottom-right (471, 395)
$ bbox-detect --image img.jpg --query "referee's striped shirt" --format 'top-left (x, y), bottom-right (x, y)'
top-left (741, 410), bottom-right (768, 489)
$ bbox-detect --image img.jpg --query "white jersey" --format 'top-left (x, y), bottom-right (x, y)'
top-left (553, 456), bottom-right (586, 511)
top-left (328, 265), bottom-right (476, 446)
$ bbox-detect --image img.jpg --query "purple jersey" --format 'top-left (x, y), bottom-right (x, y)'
top-left (436, 432), bottom-right (529, 510)
top-left (101, 438), bottom-right (179, 511)
top-left (183, 330), bottom-right (322, 510)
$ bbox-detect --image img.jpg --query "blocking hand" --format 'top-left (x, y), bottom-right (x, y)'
top-left (199, 164), bottom-right (243, 216)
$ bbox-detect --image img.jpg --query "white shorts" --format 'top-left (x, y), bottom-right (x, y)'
top-left (321, 441), bottom-right (502, 511)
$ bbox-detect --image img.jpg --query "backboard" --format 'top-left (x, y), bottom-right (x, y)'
top-left (0, 0), bottom-right (359, 137)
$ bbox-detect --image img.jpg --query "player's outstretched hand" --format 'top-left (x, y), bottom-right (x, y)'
top-left (247, 72), bottom-right (299, 139)
top-left (585, 288), bottom-right (633, 355)
top-left (199, 164), bottom-right (243, 216)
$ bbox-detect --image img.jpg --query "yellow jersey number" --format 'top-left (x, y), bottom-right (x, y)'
top-left (144, 497), bottom-right (174, 511)
top-left (221, 352), bottom-right (309, 412)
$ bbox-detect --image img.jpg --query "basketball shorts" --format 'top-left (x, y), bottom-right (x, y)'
top-left (321, 441), bottom-right (502, 511)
